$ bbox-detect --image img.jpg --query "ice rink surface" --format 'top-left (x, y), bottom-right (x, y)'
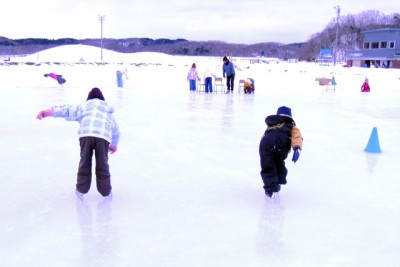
top-left (1, 46), bottom-right (400, 266)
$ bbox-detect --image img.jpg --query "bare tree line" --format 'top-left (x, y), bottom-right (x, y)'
top-left (298, 10), bottom-right (400, 61)
top-left (1, 10), bottom-right (399, 61)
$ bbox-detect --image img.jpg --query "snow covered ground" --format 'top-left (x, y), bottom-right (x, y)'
top-left (1, 45), bottom-right (400, 266)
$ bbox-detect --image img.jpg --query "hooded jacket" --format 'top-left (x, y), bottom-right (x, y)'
top-left (261, 115), bottom-right (302, 151)
top-left (52, 99), bottom-right (120, 146)
top-left (361, 82), bottom-right (370, 92)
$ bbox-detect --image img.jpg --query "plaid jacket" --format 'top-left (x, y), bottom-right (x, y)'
top-left (52, 99), bottom-right (120, 146)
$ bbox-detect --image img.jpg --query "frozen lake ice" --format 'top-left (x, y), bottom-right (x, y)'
top-left (1, 46), bottom-right (400, 266)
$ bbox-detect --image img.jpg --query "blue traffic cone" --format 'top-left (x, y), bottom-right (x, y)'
top-left (364, 127), bottom-right (382, 153)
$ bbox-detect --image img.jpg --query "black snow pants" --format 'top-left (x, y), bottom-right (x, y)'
top-left (226, 74), bottom-right (235, 91)
top-left (76, 137), bottom-right (112, 196)
top-left (259, 144), bottom-right (288, 194)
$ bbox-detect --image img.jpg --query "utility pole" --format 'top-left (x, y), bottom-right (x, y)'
top-left (98, 15), bottom-right (106, 61)
top-left (333, 5), bottom-right (340, 66)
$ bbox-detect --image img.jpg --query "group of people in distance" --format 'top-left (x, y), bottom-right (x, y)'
top-left (187, 56), bottom-right (254, 94)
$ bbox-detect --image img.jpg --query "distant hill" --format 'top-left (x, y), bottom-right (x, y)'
top-left (0, 37), bottom-right (303, 59)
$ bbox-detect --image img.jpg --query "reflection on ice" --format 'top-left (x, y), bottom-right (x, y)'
top-left (364, 152), bottom-right (380, 174)
top-left (76, 199), bottom-right (116, 267)
top-left (256, 197), bottom-right (289, 266)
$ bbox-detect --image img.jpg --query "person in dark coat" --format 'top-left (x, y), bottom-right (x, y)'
top-left (259, 106), bottom-right (303, 198)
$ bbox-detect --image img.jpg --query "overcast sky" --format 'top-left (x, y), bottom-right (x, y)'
top-left (1, 0), bottom-right (398, 44)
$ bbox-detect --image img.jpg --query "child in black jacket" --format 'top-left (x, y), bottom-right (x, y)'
top-left (259, 106), bottom-right (303, 198)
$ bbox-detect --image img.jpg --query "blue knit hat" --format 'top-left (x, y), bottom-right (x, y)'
top-left (277, 106), bottom-right (292, 118)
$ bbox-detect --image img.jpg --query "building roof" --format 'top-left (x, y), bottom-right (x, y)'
top-left (362, 28), bottom-right (400, 34)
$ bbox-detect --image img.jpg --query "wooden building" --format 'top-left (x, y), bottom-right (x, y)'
top-left (346, 28), bottom-right (400, 68)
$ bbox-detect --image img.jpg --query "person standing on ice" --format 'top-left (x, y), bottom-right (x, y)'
top-left (222, 56), bottom-right (235, 93)
top-left (203, 68), bottom-right (216, 93)
top-left (116, 70), bottom-right (124, 88)
top-left (259, 106), bottom-right (303, 198)
top-left (187, 63), bottom-right (200, 91)
top-left (361, 77), bottom-right (370, 92)
top-left (36, 88), bottom-right (120, 200)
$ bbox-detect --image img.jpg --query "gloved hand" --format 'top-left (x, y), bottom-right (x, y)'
top-left (109, 145), bottom-right (117, 154)
top-left (292, 147), bottom-right (300, 163)
top-left (36, 109), bottom-right (54, 120)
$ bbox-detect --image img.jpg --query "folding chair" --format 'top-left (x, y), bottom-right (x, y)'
top-left (238, 79), bottom-right (245, 93)
top-left (197, 80), bottom-right (205, 92)
top-left (214, 77), bottom-right (225, 93)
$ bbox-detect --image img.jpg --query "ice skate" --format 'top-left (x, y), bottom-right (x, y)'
top-left (75, 190), bottom-right (84, 201)
top-left (264, 191), bottom-right (280, 204)
top-left (265, 191), bottom-right (276, 199)
top-left (104, 191), bottom-right (113, 200)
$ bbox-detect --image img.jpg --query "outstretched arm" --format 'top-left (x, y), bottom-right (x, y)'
top-left (291, 126), bottom-right (303, 149)
top-left (37, 105), bottom-right (82, 121)
top-left (36, 109), bottom-right (54, 120)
